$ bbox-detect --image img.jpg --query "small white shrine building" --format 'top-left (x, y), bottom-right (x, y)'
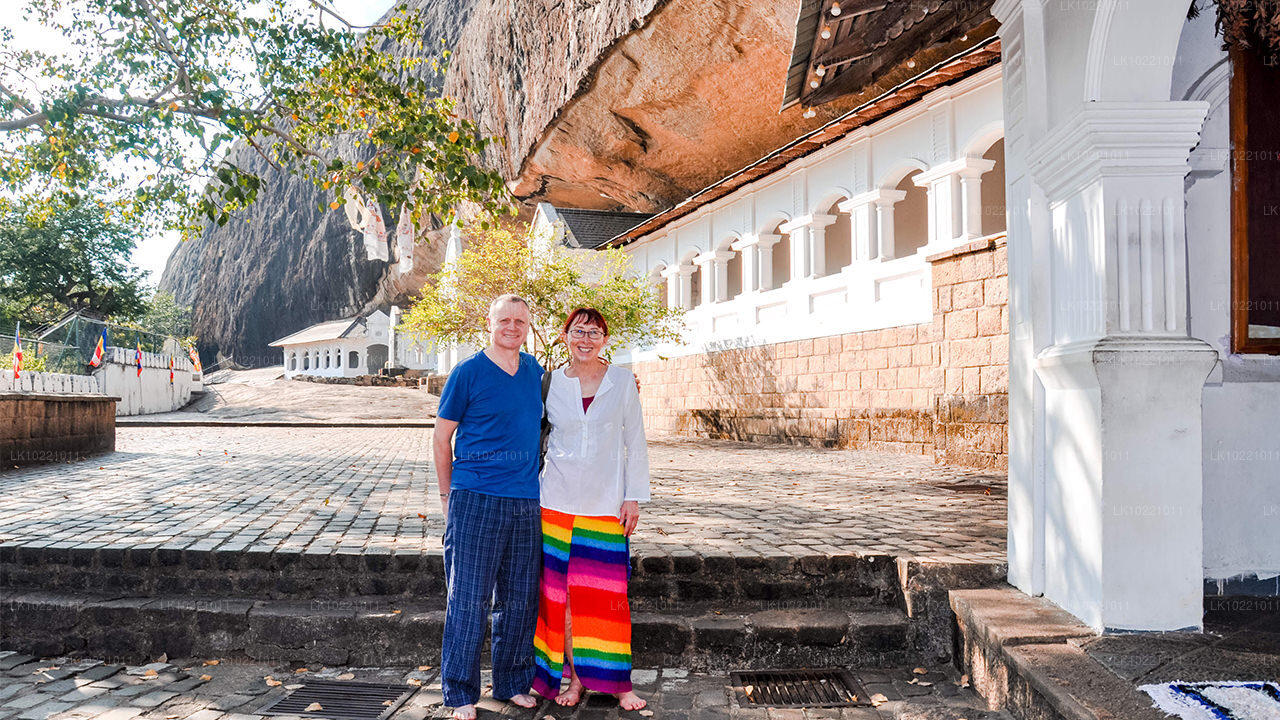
top-left (270, 307), bottom-right (436, 379)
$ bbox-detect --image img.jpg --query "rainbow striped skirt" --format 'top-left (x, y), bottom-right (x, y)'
top-left (532, 508), bottom-right (633, 698)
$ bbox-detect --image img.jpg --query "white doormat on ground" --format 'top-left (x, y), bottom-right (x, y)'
top-left (1140, 682), bottom-right (1280, 719)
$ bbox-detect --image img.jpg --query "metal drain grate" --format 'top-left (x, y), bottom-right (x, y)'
top-left (260, 679), bottom-right (418, 720)
top-left (730, 668), bottom-right (867, 708)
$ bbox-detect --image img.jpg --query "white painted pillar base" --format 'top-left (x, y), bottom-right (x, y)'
top-left (1035, 337), bottom-right (1216, 631)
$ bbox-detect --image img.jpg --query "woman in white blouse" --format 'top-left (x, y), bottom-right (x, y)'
top-left (530, 308), bottom-right (650, 711)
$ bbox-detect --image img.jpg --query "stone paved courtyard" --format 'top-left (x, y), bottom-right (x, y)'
top-left (0, 650), bottom-right (1009, 720)
top-left (0, 428), bottom-right (1005, 564)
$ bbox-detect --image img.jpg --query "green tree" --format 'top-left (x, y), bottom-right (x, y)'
top-left (134, 290), bottom-right (192, 338)
top-left (400, 222), bottom-right (684, 368)
top-left (0, 0), bottom-right (512, 238)
top-left (0, 201), bottom-right (148, 327)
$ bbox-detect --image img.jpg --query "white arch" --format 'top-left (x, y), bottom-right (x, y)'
top-left (876, 158), bottom-right (930, 191)
top-left (1084, 0), bottom-right (1189, 103)
top-left (713, 232), bottom-right (741, 252)
top-left (811, 186), bottom-right (853, 215)
top-left (960, 121), bottom-right (1006, 159)
top-left (756, 210), bottom-right (792, 236)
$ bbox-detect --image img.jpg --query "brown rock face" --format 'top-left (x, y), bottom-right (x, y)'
top-left (451, 0), bottom-right (868, 212)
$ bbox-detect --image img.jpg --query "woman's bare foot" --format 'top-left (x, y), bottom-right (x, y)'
top-left (451, 704), bottom-right (476, 720)
top-left (617, 690), bottom-right (647, 711)
top-left (506, 693), bottom-right (537, 709)
top-left (554, 679), bottom-right (584, 706)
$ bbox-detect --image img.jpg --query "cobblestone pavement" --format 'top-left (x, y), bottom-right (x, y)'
top-left (0, 651), bottom-right (1009, 720)
top-left (0, 429), bottom-right (1004, 563)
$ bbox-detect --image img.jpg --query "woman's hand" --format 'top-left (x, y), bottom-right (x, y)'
top-left (620, 501), bottom-right (640, 536)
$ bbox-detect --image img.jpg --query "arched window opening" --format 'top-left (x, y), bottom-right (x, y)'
top-left (349, 350), bottom-right (360, 369)
top-left (824, 200), bottom-right (852, 275)
top-left (689, 262), bottom-right (703, 309)
top-left (894, 172), bottom-right (929, 258)
top-left (981, 139), bottom-right (1008, 236)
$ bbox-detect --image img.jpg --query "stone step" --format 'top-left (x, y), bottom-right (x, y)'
top-left (0, 546), bottom-right (903, 605)
top-left (0, 592), bottom-right (916, 671)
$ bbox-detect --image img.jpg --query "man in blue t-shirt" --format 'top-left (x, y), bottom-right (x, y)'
top-left (433, 294), bottom-right (544, 720)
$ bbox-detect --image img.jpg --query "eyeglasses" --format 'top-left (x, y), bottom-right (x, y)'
top-left (568, 328), bottom-right (604, 339)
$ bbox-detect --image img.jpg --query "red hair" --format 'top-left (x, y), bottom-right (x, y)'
top-left (562, 307), bottom-right (609, 337)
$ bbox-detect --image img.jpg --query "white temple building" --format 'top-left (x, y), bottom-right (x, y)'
top-left (270, 307), bottom-right (436, 379)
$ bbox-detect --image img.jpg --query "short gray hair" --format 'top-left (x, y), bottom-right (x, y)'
top-left (488, 294), bottom-right (530, 318)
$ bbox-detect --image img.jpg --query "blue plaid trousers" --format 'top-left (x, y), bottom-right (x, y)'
top-left (441, 489), bottom-right (541, 707)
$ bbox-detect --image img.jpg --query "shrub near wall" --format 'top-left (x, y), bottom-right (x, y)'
top-left (628, 236), bottom-right (1008, 469)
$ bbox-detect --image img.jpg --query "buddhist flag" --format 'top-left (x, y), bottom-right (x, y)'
top-left (168, 355), bottom-right (174, 384)
top-left (89, 328), bottom-right (107, 367)
top-left (135, 341), bottom-right (143, 377)
top-left (187, 345), bottom-right (202, 373)
top-left (11, 322), bottom-right (22, 380)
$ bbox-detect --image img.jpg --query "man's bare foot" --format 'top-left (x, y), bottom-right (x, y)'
top-left (451, 704), bottom-right (476, 720)
top-left (617, 691), bottom-right (647, 711)
top-left (506, 693), bottom-right (537, 709)
top-left (554, 679), bottom-right (584, 706)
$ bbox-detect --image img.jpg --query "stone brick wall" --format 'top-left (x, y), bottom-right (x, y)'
top-left (929, 238), bottom-right (1009, 469)
top-left (628, 236), bottom-right (1008, 468)
top-left (633, 326), bottom-right (939, 455)
top-left (0, 393), bottom-right (117, 466)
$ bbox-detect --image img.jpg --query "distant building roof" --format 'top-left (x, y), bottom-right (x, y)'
top-left (555, 208), bottom-right (653, 249)
top-left (268, 317), bottom-right (363, 347)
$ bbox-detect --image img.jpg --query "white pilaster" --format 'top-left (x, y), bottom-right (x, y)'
top-left (1026, 101), bottom-right (1214, 632)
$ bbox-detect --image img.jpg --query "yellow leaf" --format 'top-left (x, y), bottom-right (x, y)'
top-left (144, 669), bottom-right (158, 677)
top-left (406, 678), bottom-right (422, 686)
top-left (265, 677), bottom-right (282, 687)
top-left (392, 609), bottom-right (402, 615)
top-left (204, 660), bottom-right (220, 666)
top-left (913, 667), bottom-right (927, 675)
top-left (356, 161), bottom-right (365, 171)
top-left (305, 703), bottom-right (323, 712)
top-left (382, 700), bottom-right (393, 707)
top-left (200, 674), bottom-right (212, 681)
top-left (329, 201), bottom-right (341, 210)
top-left (448, 131), bottom-right (460, 143)
top-left (417, 665), bottom-right (432, 672)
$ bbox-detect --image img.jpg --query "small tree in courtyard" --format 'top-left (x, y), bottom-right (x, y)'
top-left (399, 222), bottom-right (683, 368)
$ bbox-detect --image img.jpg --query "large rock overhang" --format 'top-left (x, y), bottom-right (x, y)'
top-left (442, 0), bottom-right (998, 216)
top-left (607, 35), bottom-right (1002, 248)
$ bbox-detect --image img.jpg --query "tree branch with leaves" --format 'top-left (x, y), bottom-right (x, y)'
top-left (399, 222), bottom-right (684, 369)
top-left (0, 0), bottom-right (513, 239)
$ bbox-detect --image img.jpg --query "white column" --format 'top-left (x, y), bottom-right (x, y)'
top-left (662, 264), bottom-right (696, 309)
top-left (694, 253), bottom-right (715, 306)
top-left (914, 157), bottom-right (996, 249)
top-left (958, 165), bottom-right (990, 241)
top-left (1023, 100), bottom-right (1214, 632)
top-left (731, 236), bottom-right (758, 293)
top-left (696, 250), bottom-right (735, 302)
top-left (840, 190), bottom-right (905, 262)
top-left (661, 265), bottom-right (681, 310)
top-left (751, 233), bottom-right (782, 290)
top-left (808, 214), bottom-right (837, 277)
